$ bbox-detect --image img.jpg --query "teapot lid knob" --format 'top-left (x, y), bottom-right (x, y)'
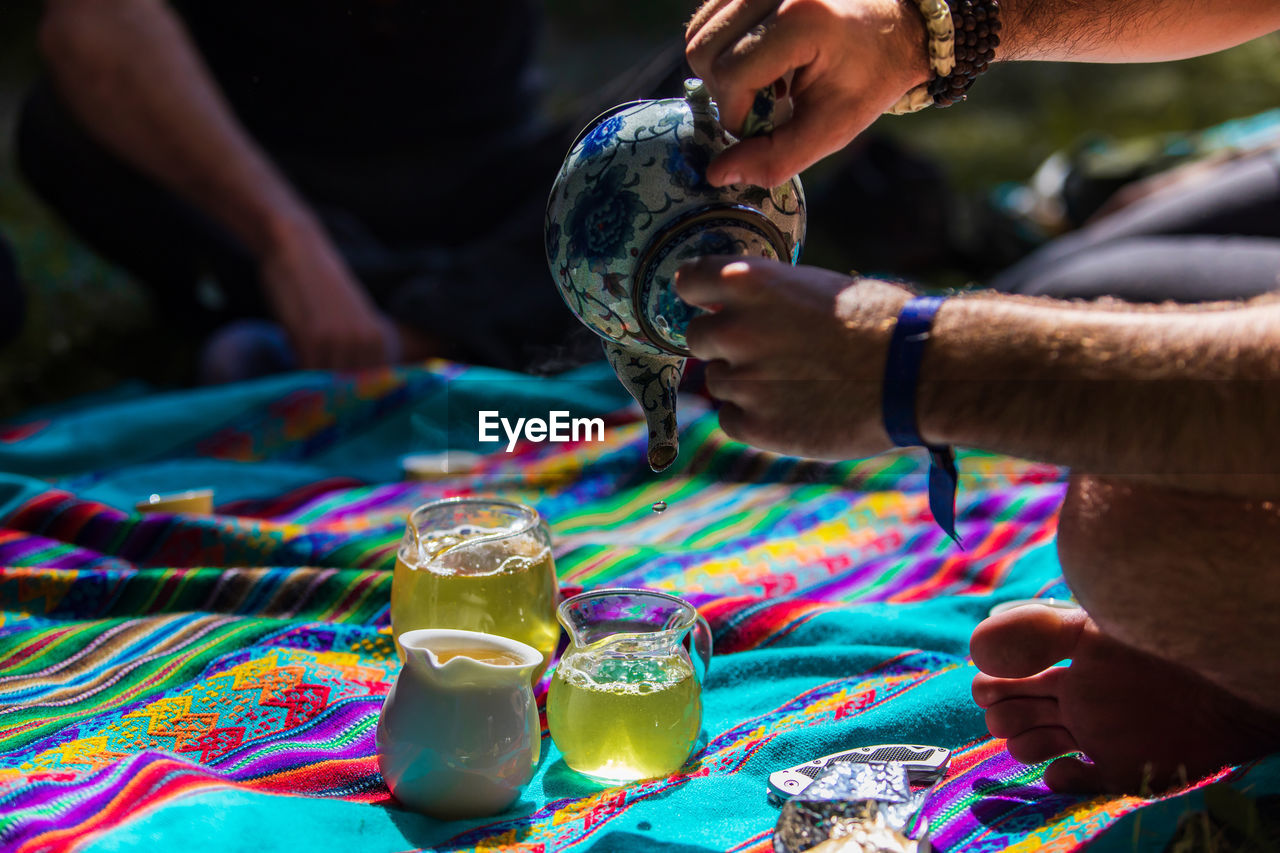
top-left (683, 77), bottom-right (712, 106)
top-left (682, 77), bottom-right (780, 138)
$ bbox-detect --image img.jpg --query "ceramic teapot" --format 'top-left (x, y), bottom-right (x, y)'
top-left (545, 79), bottom-right (806, 471)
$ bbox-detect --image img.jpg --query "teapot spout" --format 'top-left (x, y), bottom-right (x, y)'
top-left (603, 343), bottom-right (685, 473)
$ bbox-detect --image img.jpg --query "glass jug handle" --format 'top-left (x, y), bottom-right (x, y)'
top-left (401, 512), bottom-right (423, 563)
top-left (687, 612), bottom-right (713, 684)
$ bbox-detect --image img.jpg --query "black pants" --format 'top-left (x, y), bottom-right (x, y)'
top-left (14, 80), bottom-right (590, 371)
top-left (991, 150), bottom-right (1280, 303)
top-left (0, 233), bottom-right (22, 348)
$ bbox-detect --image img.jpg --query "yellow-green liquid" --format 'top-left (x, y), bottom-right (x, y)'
top-left (391, 527), bottom-right (559, 679)
top-left (434, 647), bottom-right (525, 666)
top-left (547, 651), bottom-right (702, 783)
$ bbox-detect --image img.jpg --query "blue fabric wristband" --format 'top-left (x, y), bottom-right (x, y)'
top-left (882, 296), bottom-right (962, 547)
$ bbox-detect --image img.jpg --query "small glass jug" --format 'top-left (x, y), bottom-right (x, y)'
top-left (547, 588), bottom-right (713, 784)
top-left (391, 498), bottom-right (559, 680)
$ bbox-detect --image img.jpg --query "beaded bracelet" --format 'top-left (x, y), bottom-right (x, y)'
top-left (927, 0), bottom-right (1001, 107)
top-left (885, 0), bottom-right (955, 116)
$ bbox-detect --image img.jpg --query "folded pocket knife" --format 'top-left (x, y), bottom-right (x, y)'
top-left (767, 743), bottom-right (951, 801)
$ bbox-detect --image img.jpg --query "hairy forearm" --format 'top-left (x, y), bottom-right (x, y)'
top-left (40, 0), bottom-right (312, 256)
top-left (916, 293), bottom-right (1280, 496)
top-left (998, 0), bottom-right (1280, 61)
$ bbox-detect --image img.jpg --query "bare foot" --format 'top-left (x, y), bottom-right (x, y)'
top-left (970, 604), bottom-right (1280, 794)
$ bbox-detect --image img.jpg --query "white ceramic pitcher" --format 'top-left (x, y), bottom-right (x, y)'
top-left (376, 628), bottom-right (543, 819)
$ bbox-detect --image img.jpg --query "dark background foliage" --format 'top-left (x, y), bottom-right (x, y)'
top-left (0, 0), bottom-right (1278, 418)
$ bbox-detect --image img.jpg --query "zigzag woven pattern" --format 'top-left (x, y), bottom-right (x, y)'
top-left (0, 364), bottom-right (1254, 851)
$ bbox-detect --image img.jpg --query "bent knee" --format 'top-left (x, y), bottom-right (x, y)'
top-left (1057, 474), bottom-right (1280, 700)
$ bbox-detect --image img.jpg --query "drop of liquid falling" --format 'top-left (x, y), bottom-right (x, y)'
top-left (652, 500), bottom-right (668, 514)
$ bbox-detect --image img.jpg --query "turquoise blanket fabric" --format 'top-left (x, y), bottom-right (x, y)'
top-left (1, 362), bottom-right (1276, 852)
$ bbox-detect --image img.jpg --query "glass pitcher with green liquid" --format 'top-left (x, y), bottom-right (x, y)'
top-left (547, 588), bottom-right (713, 784)
top-left (391, 498), bottom-right (559, 681)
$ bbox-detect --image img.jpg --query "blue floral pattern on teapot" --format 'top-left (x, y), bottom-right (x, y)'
top-left (545, 79), bottom-right (806, 470)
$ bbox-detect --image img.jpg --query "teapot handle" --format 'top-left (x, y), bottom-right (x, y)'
top-left (738, 78), bottom-right (792, 139)
top-left (686, 612), bottom-right (714, 683)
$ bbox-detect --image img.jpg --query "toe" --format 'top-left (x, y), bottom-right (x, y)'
top-left (970, 604), bottom-right (1088, 678)
top-left (985, 696), bottom-right (1061, 739)
top-left (1006, 726), bottom-right (1079, 764)
top-left (972, 664), bottom-right (1067, 708)
top-left (1043, 755), bottom-right (1105, 793)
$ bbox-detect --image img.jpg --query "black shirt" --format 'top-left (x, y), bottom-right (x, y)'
top-left (173, 0), bottom-right (541, 158)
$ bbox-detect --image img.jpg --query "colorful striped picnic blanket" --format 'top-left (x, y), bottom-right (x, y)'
top-left (1, 361), bottom-right (1276, 852)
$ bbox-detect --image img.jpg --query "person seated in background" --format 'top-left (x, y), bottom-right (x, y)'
top-left (683, 0), bottom-right (1280, 793)
top-left (990, 144), bottom-right (1280, 303)
top-left (12, 0), bottom-right (588, 380)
